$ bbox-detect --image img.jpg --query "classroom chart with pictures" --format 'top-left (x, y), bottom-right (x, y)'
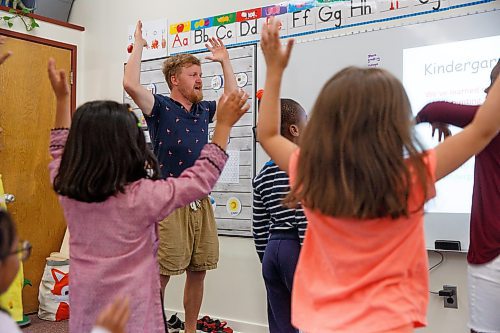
top-left (123, 44), bottom-right (257, 237)
top-left (126, 0), bottom-right (497, 59)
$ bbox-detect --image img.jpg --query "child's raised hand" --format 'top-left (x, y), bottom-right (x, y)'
top-left (134, 21), bottom-right (148, 48)
top-left (95, 296), bottom-right (130, 333)
top-left (260, 18), bottom-right (294, 73)
top-left (216, 90), bottom-right (250, 127)
top-left (0, 36), bottom-right (12, 65)
top-left (48, 58), bottom-right (70, 99)
top-left (48, 58), bottom-right (71, 128)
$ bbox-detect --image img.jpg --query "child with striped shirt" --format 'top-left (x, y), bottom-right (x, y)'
top-left (253, 94), bottom-right (308, 333)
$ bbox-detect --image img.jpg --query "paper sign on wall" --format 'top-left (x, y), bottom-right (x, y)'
top-left (127, 19), bottom-right (168, 61)
top-left (219, 150), bottom-right (240, 183)
top-left (127, 0), bottom-right (492, 57)
top-left (226, 197), bottom-right (242, 216)
top-left (169, 21), bottom-right (192, 54)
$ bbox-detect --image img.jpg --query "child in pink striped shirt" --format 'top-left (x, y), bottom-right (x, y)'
top-left (46, 59), bottom-right (249, 333)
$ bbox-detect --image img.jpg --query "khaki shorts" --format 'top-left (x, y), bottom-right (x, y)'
top-left (158, 197), bottom-right (219, 276)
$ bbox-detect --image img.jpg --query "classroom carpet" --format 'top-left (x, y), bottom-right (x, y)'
top-left (21, 313), bottom-right (68, 333)
top-left (19, 314), bottom-right (240, 333)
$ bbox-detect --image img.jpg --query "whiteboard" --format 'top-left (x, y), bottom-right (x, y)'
top-left (255, 10), bottom-right (500, 251)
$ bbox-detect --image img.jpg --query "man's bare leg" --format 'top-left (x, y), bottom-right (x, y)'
top-left (183, 270), bottom-right (206, 333)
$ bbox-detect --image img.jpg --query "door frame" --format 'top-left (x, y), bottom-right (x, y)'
top-left (0, 28), bottom-right (77, 112)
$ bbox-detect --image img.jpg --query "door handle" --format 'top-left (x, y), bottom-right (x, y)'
top-left (4, 194), bottom-right (15, 204)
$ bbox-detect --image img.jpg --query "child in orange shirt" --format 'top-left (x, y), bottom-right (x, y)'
top-left (256, 19), bottom-right (500, 333)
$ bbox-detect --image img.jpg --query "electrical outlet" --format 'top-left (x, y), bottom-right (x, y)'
top-left (443, 285), bottom-right (458, 309)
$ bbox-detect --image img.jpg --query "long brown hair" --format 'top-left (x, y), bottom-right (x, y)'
top-left (287, 67), bottom-right (429, 219)
top-left (53, 101), bottom-right (160, 203)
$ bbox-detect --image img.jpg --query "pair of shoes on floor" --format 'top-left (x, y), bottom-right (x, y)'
top-left (196, 315), bottom-right (234, 333)
top-left (167, 313), bottom-right (185, 333)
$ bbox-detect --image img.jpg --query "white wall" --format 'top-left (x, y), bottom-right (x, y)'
top-left (424, 251), bottom-right (469, 333)
top-left (67, 1), bottom-right (472, 332)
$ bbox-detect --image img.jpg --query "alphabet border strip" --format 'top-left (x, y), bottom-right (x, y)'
top-left (164, 0), bottom-right (496, 56)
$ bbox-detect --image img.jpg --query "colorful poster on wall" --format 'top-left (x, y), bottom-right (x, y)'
top-left (128, 0), bottom-right (495, 57)
top-left (261, 3), bottom-right (290, 37)
top-left (191, 17), bottom-right (214, 50)
top-left (169, 21), bottom-right (192, 54)
top-left (237, 7), bottom-right (263, 22)
top-left (288, 0), bottom-right (316, 13)
top-left (234, 8), bottom-right (262, 44)
top-left (262, 3), bottom-right (289, 17)
top-left (127, 19), bottom-right (168, 61)
top-left (212, 13), bottom-right (238, 47)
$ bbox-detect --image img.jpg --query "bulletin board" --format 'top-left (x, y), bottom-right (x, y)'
top-left (123, 44), bottom-right (257, 237)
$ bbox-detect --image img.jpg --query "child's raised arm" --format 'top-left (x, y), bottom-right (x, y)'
top-left (257, 18), bottom-right (297, 173)
top-left (47, 58), bottom-right (71, 129)
top-left (434, 74), bottom-right (500, 180)
top-left (211, 89), bottom-right (250, 150)
top-left (123, 21), bottom-right (155, 116)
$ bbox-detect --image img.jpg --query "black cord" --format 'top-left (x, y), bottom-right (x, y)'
top-left (429, 250), bottom-right (445, 295)
top-left (428, 250), bottom-right (444, 271)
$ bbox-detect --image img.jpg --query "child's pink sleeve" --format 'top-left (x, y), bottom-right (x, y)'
top-left (139, 143), bottom-right (228, 222)
top-left (48, 129), bottom-right (69, 184)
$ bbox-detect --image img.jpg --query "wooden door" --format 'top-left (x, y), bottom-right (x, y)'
top-left (0, 31), bottom-right (75, 313)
